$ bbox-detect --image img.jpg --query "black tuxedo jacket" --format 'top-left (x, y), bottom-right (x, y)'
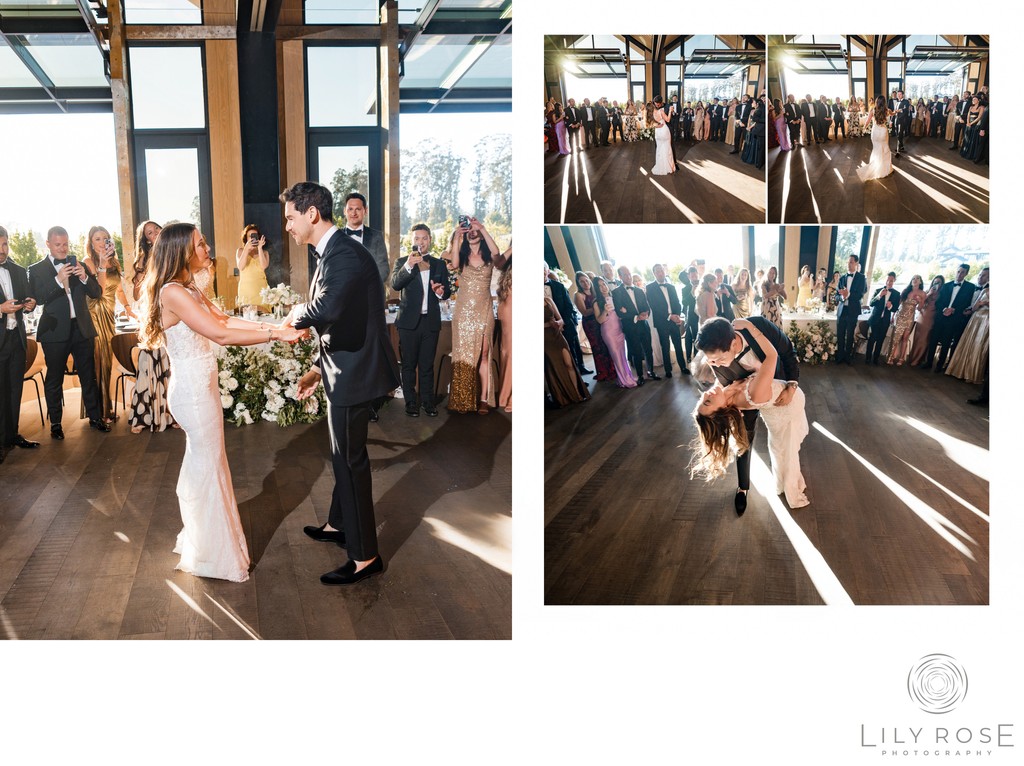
top-left (611, 283), bottom-right (650, 326)
top-left (679, 281), bottom-right (699, 322)
top-left (390, 255), bottom-right (451, 332)
top-left (545, 278), bottom-right (577, 327)
top-left (28, 257), bottom-right (100, 343)
top-left (784, 101), bottom-right (801, 124)
top-left (894, 98), bottom-right (912, 127)
top-left (595, 105), bottom-right (609, 126)
top-left (349, 227), bottom-right (389, 285)
top-left (565, 105), bottom-right (582, 127)
top-left (710, 316), bottom-right (800, 385)
top-left (831, 102), bottom-right (846, 122)
top-left (0, 260), bottom-right (30, 349)
top-left (735, 102), bottom-right (752, 126)
top-left (715, 284), bottom-right (739, 321)
top-left (956, 99), bottom-right (971, 121)
top-left (836, 272), bottom-right (867, 320)
top-left (610, 107), bottom-right (622, 126)
top-left (294, 229), bottom-right (399, 407)
top-left (931, 101), bottom-right (946, 119)
top-left (645, 280), bottom-right (682, 328)
top-left (818, 100), bottom-right (832, 121)
top-left (800, 101), bottom-right (814, 122)
top-left (869, 286), bottom-right (901, 326)
top-left (936, 280), bottom-right (977, 316)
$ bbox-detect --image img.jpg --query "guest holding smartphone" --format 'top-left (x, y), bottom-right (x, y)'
top-left (235, 224), bottom-right (269, 309)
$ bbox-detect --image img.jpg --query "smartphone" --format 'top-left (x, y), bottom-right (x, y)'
top-left (410, 245), bottom-right (420, 254)
top-left (249, 233), bottom-right (258, 243)
top-left (458, 215), bottom-right (471, 230)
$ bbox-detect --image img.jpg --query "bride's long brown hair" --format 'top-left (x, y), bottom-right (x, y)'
top-left (873, 96), bottom-right (888, 126)
top-left (138, 222), bottom-right (197, 350)
top-left (690, 401), bottom-right (750, 481)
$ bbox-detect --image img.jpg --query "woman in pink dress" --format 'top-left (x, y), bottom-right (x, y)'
top-left (553, 102), bottom-right (570, 155)
top-left (592, 276), bottom-right (637, 389)
top-left (773, 98), bottom-right (791, 151)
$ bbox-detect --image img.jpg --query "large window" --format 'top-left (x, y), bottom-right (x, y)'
top-left (129, 46), bottom-right (206, 129)
top-left (871, 226), bottom-right (989, 289)
top-left (124, 0), bottom-right (202, 24)
top-left (306, 45), bottom-right (378, 128)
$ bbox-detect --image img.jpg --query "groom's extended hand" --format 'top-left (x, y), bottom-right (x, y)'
top-left (296, 370), bottom-right (322, 400)
top-left (773, 386), bottom-right (796, 407)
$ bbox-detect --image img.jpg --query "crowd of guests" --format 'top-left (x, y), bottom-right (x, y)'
top-left (771, 87), bottom-right (989, 164)
top-left (544, 93), bottom-right (766, 167)
top-left (0, 209), bottom-right (513, 466)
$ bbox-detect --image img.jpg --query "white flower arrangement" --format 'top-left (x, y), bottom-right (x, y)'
top-left (259, 282), bottom-right (303, 308)
top-left (788, 320), bottom-right (838, 366)
top-left (216, 338), bottom-right (326, 426)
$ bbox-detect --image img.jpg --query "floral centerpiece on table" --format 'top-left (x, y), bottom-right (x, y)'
top-left (804, 296), bottom-right (823, 313)
top-left (788, 319), bottom-right (838, 366)
top-left (259, 282), bottom-right (303, 318)
top-left (216, 338), bottom-right (326, 426)
top-left (639, 127), bottom-right (655, 141)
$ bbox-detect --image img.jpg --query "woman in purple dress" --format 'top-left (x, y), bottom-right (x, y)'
top-left (773, 98), bottom-right (791, 151)
top-left (553, 102), bottom-right (570, 155)
top-left (592, 276), bottom-right (637, 389)
top-left (574, 271), bottom-right (617, 383)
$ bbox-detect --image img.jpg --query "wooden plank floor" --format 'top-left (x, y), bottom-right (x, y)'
top-left (545, 355), bottom-right (989, 605)
top-left (0, 391), bottom-right (511, 640)
top-left (767, 133), bottom-right (989, 224)
top-left (544, 137), bottom-right (766, 224)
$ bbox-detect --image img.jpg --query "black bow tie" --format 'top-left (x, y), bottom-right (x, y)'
top-left (53, 259), bottom-right (68, 266)
top-left (344, 228), bottom-right (363, 237)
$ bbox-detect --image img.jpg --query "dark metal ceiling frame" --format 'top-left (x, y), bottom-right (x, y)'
top-left (0, 25), bottom-right (68, 112)
top-left (72, 0), bottom-right (110, 80)
top-left (427, 15), bottom-right (511, 114)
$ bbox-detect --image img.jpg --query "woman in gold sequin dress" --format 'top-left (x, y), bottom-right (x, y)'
top-left (445, 219), bottom-right (508, 414)
top-left (82, 226), bottom-right (131, 422)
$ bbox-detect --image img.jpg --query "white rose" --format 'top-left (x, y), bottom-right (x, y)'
top-left (221, 394), bottom-right (233, 408)
top-left (227, 378), bottom-right (239, 391)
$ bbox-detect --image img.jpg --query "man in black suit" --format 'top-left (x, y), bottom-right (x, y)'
top-left (544, 263), bottom-right (589, 375)
top-left (887, 90), bottom-right (899, 134)
top-left (565, 98), bottom-right (584, 152)
top-left (612, 265), bottom-right (659, 383)
top-left (696, 316), bottom-right (801, 515)
top-left (682, 102), bottom-right (694, 141)
top-left (678, 266), bottom-right (700, 365)
top-left (609, 100), bottom-right (624, 142)
top-left (27, 226), bottom-right (109, 439)
top-left (595, 98), bottom-right (610, 147)
top-left (0, 226), bottom-right (40, 462)
top-left (865, 271), bottom-right (900, 365)
top-left (714, 268), bottom-right (738, 321)
top-left (731, 94), bottom-right (752, 155)
top-left (644, 263), bottom-right (688, 378)
top-left (339, 192), bottom-right (389, 286)
top-left (834, 254), bottom-right (867, 365)
top-left (929, 96), bottom-right (946, 138)
top-left (818, 95), bottom-right (833, 142)
top-left (283, 182), bottom-right (400, 585)
top-left (600, 260), bottom-right (621, 288)
top-left (784, 94), bottom-right (802, 147)
top-left (950, 90), bottom-right (972, 150)
top-left (668, 95), bottom-right (681, 140)
top-left (830, 96), bottom-right (846, 141)
top-left (390, 224), bottom-right (450, 418)
top-left (923, 263), bottom-right (977, 373)
top-left (893, 90), bottom-right (912, 155)
top-left (801, 94), bottom-right (821, 144)
top-left (709, 98), bottom-right (722, 142)
top-left (581, 98), bottom-right (597, 149)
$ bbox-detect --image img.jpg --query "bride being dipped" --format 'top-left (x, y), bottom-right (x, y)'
top-left (138, 222), bottom-right (304, 581)
top-left (857, 96), bottom-right (893, 183)
top-left (691, 317), bottom-right (809, 510)
top-left (650, 95), bottom-right (675, 175)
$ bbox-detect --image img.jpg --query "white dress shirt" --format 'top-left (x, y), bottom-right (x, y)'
top-left (0, 260), bottom-right (16, 330)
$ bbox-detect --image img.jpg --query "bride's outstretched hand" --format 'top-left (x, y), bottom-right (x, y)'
top-left (275, 325), bottom-right (307, 344)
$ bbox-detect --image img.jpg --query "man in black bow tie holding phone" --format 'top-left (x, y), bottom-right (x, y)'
top-left (27, 226), bottom-right (109, 439)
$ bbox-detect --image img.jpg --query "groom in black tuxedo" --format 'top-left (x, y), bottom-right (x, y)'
top-left (696, 317), bottom-right (801, 515)
top-left (893, 90), bottom-right (912, 154)
top-left (835, 254), bottom-right (867, 365)
top-left (283, 182), bottom-right (400, 585)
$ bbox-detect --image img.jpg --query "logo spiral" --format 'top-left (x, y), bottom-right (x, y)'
top-left (907, 655), bottom-right (968, 714)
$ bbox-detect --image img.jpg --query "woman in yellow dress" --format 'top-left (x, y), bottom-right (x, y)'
top-left (235, 224), bottom-right (269, 308)
top-left (82, 226), bottom-right (131, 422)
top-left (796, 265), bottom-right (814, 308)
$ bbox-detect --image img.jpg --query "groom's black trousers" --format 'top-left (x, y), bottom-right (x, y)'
top-left (737, 409), bottom-right (760, 491)
top-left (327, 399), bottom-right (378, 561)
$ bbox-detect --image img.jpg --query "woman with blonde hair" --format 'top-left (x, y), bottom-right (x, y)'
top-left (82, 225), bottom-right (131, 422)
top-left (696, 273), bottom-right (718, 322)
top-left (733, 268), bottom-right (753, 318)
top-left (139, 222), bottom-right (302, 582)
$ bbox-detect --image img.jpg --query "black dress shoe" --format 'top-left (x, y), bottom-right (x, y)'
top-left (303, 523), bottom-right (347, 548)
top-left (89, 418), bottom-right (111, 432)
top-left (320, 556), bottom-right (385, 585)
top-left (665, 370), bottom-right (673, 378)
top-left (579, 367), bottom-right (594, 375)
top-left (405, 404), bottom-right (420, 417)
top-left (729, 150), bottom-right (739, 154)
top-left (50, 424), bottom-right (65, 440)
top-left (423, 405), bottom-right (438, 417)
top-left (735, 490), bottom-right (748, 516)
top-left (635, 376), bottom-right (645, 387)
top-left (647, 373), bottom-right (662, 380)
top-left (13, 435), bottom-right (39, 449)
top-left (680, 367), bottom-right (690, 375)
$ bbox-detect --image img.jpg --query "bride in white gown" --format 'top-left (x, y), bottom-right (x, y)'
top-left (650, 100), bottom-right (675, 175)
top-left (857, 96), bottom-right (893, 182)
top-left (692, 319), bottom-right (809, 508)
top-left (139, 223), bottom-right (304, 581)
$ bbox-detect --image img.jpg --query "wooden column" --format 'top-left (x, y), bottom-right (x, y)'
top-left (206, 39), bottom-right (244, 307)
top-left (380, 0), bottom-right (401, 293)
top-left (108, 0), bottom-right (136, 269)
top-left (278, 39), bottom-right (308, 288)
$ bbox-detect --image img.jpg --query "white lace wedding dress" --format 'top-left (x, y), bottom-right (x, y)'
top-left (162, 284), bottom-right (251, 582)
top-left (652, 116), bottom-right (675, 175)
top-left (744, 378), bottom-right (810, 508)
top-left (857, 120), bottom-right (893, 182)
